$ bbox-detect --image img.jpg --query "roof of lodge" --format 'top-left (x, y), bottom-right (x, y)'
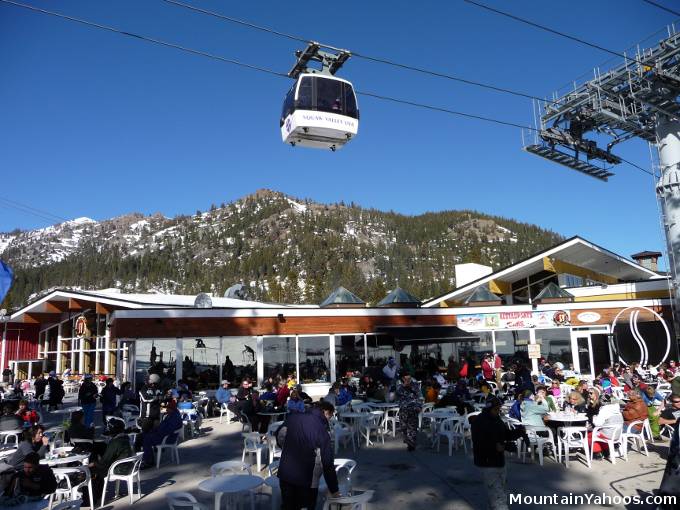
top-left (422, 236), bottom-right (663, 308)
top-left (9, 288), bottom-right (317, 322)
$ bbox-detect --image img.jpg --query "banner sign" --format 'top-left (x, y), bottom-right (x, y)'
top-left (457, 310), bottom-right (570, 331)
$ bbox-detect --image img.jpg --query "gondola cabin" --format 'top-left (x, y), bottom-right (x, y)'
top-left (280, 73), bottom-right (359, 151)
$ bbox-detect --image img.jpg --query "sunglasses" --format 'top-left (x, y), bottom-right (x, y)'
top-left (672, 400), bottom-right (680, 404)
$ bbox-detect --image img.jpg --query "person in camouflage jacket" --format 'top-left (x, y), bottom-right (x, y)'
top-left (396, 371), bottom-right (422, 451)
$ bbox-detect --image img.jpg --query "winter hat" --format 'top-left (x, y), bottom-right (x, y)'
top-left (484, 396), bottom-right (502, 409)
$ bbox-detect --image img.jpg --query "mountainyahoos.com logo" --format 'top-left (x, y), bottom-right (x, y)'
top-left (509, 493), bottom-right (676, 506)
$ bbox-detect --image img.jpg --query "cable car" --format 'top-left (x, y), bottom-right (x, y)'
top-left (281, 43), bottom-right (359, 151)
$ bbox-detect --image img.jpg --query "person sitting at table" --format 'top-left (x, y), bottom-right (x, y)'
top-left (100, 378), bottom-right (121, 424)
top-left (562, 391), bottom-right (587, 413)
top-left (3, 427), bottom-right (49, 472)
top-left (87, 419), bottom-right (133, 500)
top-left (286, 389), bottom-right (306, 413)
top-left (642, 386), bottom-right (665, 406)
top-left (576, 380), bottom-right (590, 402)
top-left (586, 387), bottom-right (603, 425)
top-left (588, 403), bottom-right (624, 460)
top-left (260, 383), bottom-right (278, 403)
top-left (622, 389), bottom-right (649, 433)
top-left (435, 385), bottom-right (470, 415)
top-left (3, 452), bottom-right (57, 501)
top-left (659, 394), bottom-right (680, 428)
top-left (548, 380), bottom-right (561, 398)
top-left (294, 385), bottom-right (312, 405)
top-left (424, 380), bottom-right (438, 403)
top-left (337, 381), bottom-right (353, 406)
top-left (141, 399), bottom-right (182, 469)
top-left (322, 383), bottom-right (340, 406)
top-left (0, 403), bottom-right (23, 432)
top-left (66, 410), bottom-right (95, 442)
top-left (275, 379), bottom-right (290, 408)
top-left (520, 387), bottom-right (550, 426)
top-left (14, 400), bottom-right (38, 427)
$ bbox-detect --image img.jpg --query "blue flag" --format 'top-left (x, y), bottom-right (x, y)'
top-left (0, 260), bottom-right (13, 303)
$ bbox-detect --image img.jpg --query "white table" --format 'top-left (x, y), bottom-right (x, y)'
top-left (547, 413), bottom-right (588, 425)
top-left (338, 412), bottom-right (370, 447)
top-left (198, 474), bottom-right (263, 509)
top-left (367, 403), bottom-right (399, 433)
top-left (40, 453), bottom-right (89, 467)
top-left (421, 411), bottom-right (461, 446)
top-left (49, 407), bottom-right (83, 415)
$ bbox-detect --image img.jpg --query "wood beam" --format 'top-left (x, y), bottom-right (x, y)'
top-left (69, 298), bottom-right (93, 312)
top-left (96, 303), bottom-right (120, 315)
top-left (542, 257), bottom-right (618, 285)
top-left (489, 279), bottom-right (511, 295)
top-left (23, 313), bottom-right (63, 324)
top-left (43, 301), bottom-right (69, 313)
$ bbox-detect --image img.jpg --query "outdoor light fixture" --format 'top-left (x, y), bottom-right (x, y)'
top-left (277, 313), bottom-right (285, 323)
top-left (195, 338), bottom-right (206, 349)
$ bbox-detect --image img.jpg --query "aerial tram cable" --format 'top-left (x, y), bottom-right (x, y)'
top-left (462, 0), bottom-right (647, 66)
top-left (159, 0), bottom-right (557, 104)
top-left (641, 0), bottom-right (680, 18)
top-left (0, 196), bottom-right (69, 224)
top-left (0, 0), bottom-right (651, 176)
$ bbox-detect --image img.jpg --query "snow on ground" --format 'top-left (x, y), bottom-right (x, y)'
top-left (286, 197), bottom-right (307, 213)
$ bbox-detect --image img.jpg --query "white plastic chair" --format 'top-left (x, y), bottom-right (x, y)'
top-left (52, 500), bottom-right (83, 510)
top-left (219, 402), bottom-right (235, 424)
top-left (241, 432), bottom-right (267, 472)
top-left (590, 423), bottom-right (625, 464)
top-left (418, 403), bottom-right (435, 429)
top-left (166, 491), bottom-right (208, 510)
top-left (331, 419), bottom-right (356, 455)
top-left (155, 427), bottom-right (182, 468)
top-left (49, 466), bottom-right (95, 510)
top-left (522, 425), bottom-right (556, 466)
top-left (461, 411), bottom-right (481, 451)
top-left (359, 411), bottom-right (385, 447)
top-left (210, 460), bottom-right (252, 477)
top-left (322, 490), bottom-right (374, 510)
top-left (264, 461), bottom-right (281, 510)
top-left (0, 429), bottom-right (22, 445)
top-left (622, 419), bottom-right (650, 457)
top-left (436, 418), bottom-right (465, 455)
top-left (266, 421), bottom-right (284, 465)
top-left (384, 407), bottom-right (399, 437)
top-left (100, 452), bottom-right (143, 507)
top-left (558, 427), bottom-right (591, 468)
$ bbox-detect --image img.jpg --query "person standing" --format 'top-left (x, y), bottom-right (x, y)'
top-left (471, 396), bottom-right (518, 510)
top-left (47, 371), bottom-right (64, 411)
top-left (33, 374), bottom-right (47, 401)
top-left (139, 373), bottom-right (162, 421)
top-left (78, 374), bottom-right (99, 427)
top-left (396, 371), bottom-right (422, 452)
top-left (658, 397), bottom-right (680, 508)
top-left (277, 401), bottom-right (339, 510)
top-left (100, 378), bottom-right (121, 424)
top-left (382, 357), bottom-right (398, 387)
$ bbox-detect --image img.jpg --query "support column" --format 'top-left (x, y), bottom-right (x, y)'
top-left (256, 336), bottom-right (264, 387)
top-left (529, 329), bottom-right (538, 375)
top-left (295, 335), bottom-right (300, 382)
top-left (43, 332), bottom-right (48, 361)
top-left (104, 314), bottom-right (111, 375)
top-left (1, 324), bottom-right (6, 374)
top-left (78, 337), bottom-right (85, 375)
top-left (56, 324), bottom-right (62, 374)
top-left (329, 334), bottom-right (336, 383)
top-left (175, 338), bottom-right (183, 382)
top-left (363, 334), bottom-right (368, 367)
top-left (656, 116), bottom-right (680, 353)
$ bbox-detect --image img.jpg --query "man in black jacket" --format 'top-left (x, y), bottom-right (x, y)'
top-left (471, 396), bottom-right (521, 510)
top-left (277, 401), bottom-right (339, 510)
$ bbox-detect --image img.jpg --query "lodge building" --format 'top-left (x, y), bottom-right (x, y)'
top-left (1, 237), bottom-right (676, 395)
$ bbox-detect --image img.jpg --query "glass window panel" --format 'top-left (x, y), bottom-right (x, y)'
top-left (534, 328), bottom-right (572, 367)
top-left (299, 336), bottom-right (330, 383)
top-left (335, 335), bottom-right (365, 378)
top-left (344, 83), bottom-right (358, 118)
top-left (296, 77), bottom-right (313, 109)
top-left (263, 336), bottom-right (296, 382)
top-left (494, 330), bottom-right (531, 364)
top-left (134, 339), bottom-right (176, 390)
top-left (315, 77), bottom-right (343, 114)
top-left (281, 85), bottom-right (295, 126)
top-left (221, 336), bottom-right (257, 384)
top-left (182, 338), bottom-right (221, 390)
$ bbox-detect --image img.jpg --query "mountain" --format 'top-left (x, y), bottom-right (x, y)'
top-left (0, 189), bottom-right (563, 309)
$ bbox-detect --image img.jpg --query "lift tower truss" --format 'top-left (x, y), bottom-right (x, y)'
top-left (524, 25), bottom-right (680, 350)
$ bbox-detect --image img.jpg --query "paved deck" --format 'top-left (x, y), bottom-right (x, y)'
top-left (42, 399), bottom-right (669, 509)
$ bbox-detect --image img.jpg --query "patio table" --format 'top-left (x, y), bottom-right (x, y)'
top-left (198, 474), bottom-right (263, 510)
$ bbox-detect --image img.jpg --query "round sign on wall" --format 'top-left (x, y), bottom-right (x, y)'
top-left (577, 311), bottom-right (601, 323)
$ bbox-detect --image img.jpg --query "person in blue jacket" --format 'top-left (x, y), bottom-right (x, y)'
top-left (277, 401), bottom-right (340, 509)
top-left (141, 399), bottom-right (183, 468)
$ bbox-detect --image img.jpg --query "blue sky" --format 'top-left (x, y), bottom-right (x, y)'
top-left (0, 0), bottom-right (676, 267)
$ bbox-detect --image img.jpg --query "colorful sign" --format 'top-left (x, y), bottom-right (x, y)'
top-left (74, 316), bottom-right (90, 338)
top-left (528, 344), bottom-right (541, 359)
top-left (457, 310), bottom-right (570, 331)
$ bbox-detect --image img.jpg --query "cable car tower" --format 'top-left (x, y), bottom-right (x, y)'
top-left (280, 42), bottom-right (359, 151)
top-left (523, 25), bottom-right (680, 344)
